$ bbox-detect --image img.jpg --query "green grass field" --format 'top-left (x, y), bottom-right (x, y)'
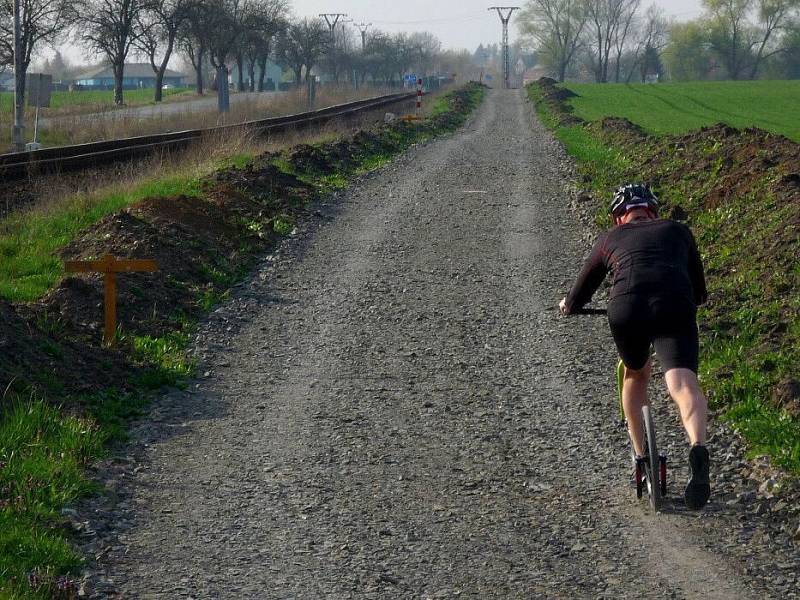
top-left (562, 80), bottom-right (800, 142)
top-left (0, 88), bottom-right (192, 114)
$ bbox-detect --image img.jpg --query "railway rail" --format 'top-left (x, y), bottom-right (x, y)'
top-left (0, 92), bottom-right (416, 183)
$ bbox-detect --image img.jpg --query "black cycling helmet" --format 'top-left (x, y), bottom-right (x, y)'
top-left (609, 183), bottom-right (659, 218)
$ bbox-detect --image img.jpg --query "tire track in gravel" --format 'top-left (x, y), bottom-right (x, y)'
top-left (88, 89), bottom-right (789, 598)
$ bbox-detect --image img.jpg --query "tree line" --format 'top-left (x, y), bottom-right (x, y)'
top-left (517, 0), bottom-right (800, 82)
top-left (0, 0), bottom-right (473, 108)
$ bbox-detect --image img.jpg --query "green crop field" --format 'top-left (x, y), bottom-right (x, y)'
top-left (562, 80), bottom-right (800, 143)
top-left (0, 87), bottom-right (192, 114)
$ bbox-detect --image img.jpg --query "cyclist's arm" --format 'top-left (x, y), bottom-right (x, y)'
top-left (688, 231), bottom-right (707, 305)
top-left (563, 235), bottom-right (610, 314)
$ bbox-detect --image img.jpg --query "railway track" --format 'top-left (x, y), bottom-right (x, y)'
top-left (0, 92), bottom-right (415, 183)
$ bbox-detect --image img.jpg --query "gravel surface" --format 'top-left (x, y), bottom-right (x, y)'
top-left (77, 89), bottom-right (799, 599)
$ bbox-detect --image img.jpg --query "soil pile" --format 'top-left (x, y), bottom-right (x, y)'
top-left (50, 159), bottom-right (315, 344)
top-left (536, 77), bottom-right (584, 126)
top-left (0, 298), bottom-right (127, 395)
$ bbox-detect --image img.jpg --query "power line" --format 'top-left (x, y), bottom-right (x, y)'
top-left (371, 15), bottom-right (485, 26)
top-left (488, 7), bottom-right (519, 89)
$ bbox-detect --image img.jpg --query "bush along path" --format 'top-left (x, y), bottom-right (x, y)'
top-left (529, 75), bottom-right (800, 526)
top-left (0, 83), bottom-right (486, 599)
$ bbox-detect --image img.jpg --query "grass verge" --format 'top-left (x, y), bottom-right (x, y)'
top-left (528, 82), bottom-right (800, 472)
top-left (0, 82), bottom-right (485, 597)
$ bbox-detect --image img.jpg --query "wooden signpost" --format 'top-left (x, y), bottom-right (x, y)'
top-left (65, 254), bottom-right (158, 346)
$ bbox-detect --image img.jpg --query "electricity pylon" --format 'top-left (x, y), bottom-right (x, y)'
top-left (488, 7), bottom-right (519, 89)
top-left (355, 22), bottom-right (372, 51)
top-left (319, 13), bottom-right (348, 43)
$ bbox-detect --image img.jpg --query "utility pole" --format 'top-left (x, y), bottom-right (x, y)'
top-left (488, 6), bottom-right (519, 90)
top-left (12, 0), bottom-right (24, 151)
top-left (319, 13), bottom-right (348, 44)
top-left (355, 22), bottom-right (372, 51)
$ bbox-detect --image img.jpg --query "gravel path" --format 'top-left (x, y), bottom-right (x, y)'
top-left (81, 89), bottom-right (799, 599)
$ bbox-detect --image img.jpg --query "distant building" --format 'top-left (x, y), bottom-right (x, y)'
top-left (74, 63), bottom-right (188, 90)
top-left (0, 72), bottom-right (14, 91)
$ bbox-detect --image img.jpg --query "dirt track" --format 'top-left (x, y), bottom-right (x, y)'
top-left (83, 89), bottom-right (799, 598)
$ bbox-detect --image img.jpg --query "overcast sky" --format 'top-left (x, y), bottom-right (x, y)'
top-left (293, 0), bottom-right (706, 52)
top-left (59, 0), bottom-right (705, 66)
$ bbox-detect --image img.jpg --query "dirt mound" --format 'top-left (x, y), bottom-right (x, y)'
top-left (0, 298), bottom-right (128, 396)
top-left (532, 79), bottom-right (584, 127)
top-left (599, 117), bottom-right (647, 138)
top-left (649, 125), bottom-right (800, 213)
top-left (49, 164), bottom-right (314, 340)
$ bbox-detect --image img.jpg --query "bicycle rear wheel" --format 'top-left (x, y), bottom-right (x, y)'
top-left (642, 405), bottom-right (662, 512)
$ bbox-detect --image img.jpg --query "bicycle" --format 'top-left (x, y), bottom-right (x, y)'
top-left (575, 307), bottom-right (667, 512)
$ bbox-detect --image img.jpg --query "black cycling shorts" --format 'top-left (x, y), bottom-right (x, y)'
top-left (607, 296), bottom-right (699, 373)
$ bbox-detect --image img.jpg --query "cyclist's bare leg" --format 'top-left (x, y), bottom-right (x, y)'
top-left (622, 361), bottom-right (651, 456)
top-left (665, 368), bottom-right (707, 446)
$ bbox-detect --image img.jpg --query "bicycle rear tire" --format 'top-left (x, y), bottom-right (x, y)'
top-left (642, 405), bottom-right (662, 512)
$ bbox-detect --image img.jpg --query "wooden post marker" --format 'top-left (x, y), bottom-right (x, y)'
top-left (65, 254), bottom-right (158, 346)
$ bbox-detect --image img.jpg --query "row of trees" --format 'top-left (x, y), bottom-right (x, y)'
top-left (1, 0), bottom-right (473, 110)
top-left (517, 0), bottom-right (800, 82)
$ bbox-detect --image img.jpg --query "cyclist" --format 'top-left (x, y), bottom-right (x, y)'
top-left (559, 184), bottom-right (711, 510)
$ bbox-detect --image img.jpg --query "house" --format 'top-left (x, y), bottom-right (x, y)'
top-left (74, 63), bottom-right (188, 90)
top-left (0, 71), bottom-right (14, 91)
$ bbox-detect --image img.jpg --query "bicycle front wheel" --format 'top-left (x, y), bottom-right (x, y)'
top-left (642, 405), bottom-right (662, 512)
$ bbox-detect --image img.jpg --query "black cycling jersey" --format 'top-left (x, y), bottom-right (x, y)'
top-left (565, 218), bottom-right (708, 373)
top-left (565, 218), bottom-right (707, 313)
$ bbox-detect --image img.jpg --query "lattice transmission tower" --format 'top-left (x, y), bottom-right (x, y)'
top-left (488, 7), bottom-right (519, 89)
top-left (319, 13), bottom-right (348, 43)
top-left (356, 22), bottom-right (372, 51)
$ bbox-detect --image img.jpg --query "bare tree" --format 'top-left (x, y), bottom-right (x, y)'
top-left (703, 0), bottom-right (756, 79)
top-left (134, 0), bottom-right (194, 101)
top-left (584, 0), bottom-right (642, 82)
top-left (611, 0), bottom-right (642, 81)
top-left (275, 18), bottom-right (328, 84)
top-left (0, 0), bottom-right (75, 106)
top-left (204, 0), bottom-right (240, 71)
top-left (517, 0), bottom-right (588, 82)
top-left (322, 21), bottom-right (357, 84)
top-left (82, 0), bottom-right (143, 105)
top-left (178, 0), bottom-right (212, 94)
top-left (624, 4), bottom-right (669, 82)
top-left (749, 0), bottom-right (800, 78)
top-left (241, 0), bottom-right (287, 91)
top-left (408, 31), bottom-right (441, 75)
